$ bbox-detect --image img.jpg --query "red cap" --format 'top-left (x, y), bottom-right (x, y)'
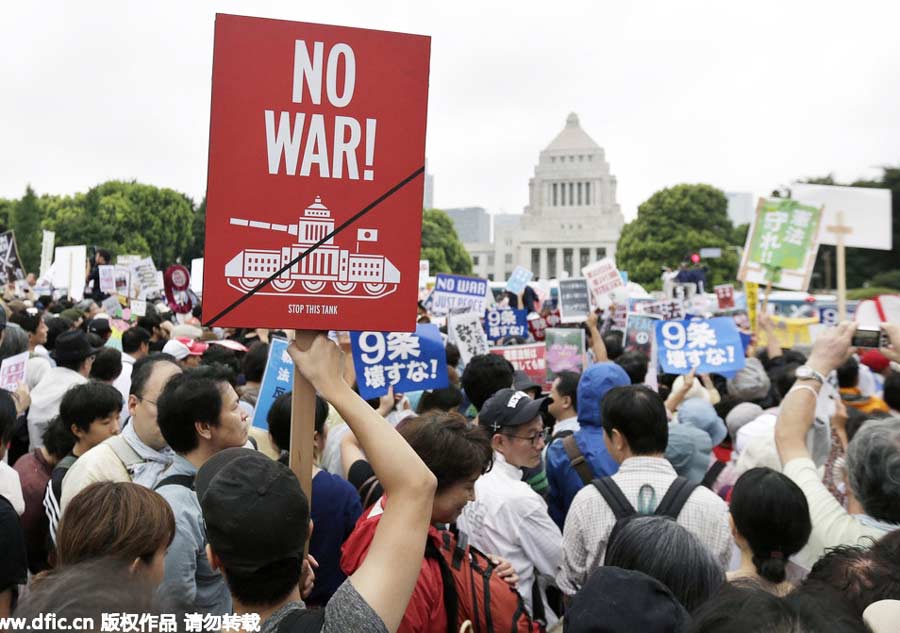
top-left (860, 349), bottom-right (890, 373)
top-left (177, 336), bottom-right (209, 356)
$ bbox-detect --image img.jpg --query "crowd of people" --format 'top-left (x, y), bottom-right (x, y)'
top-left (1, 281), bottom-right (899, 633)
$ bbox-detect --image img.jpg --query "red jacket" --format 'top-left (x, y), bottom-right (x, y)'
top-left (341, 498), bottom-right (448, 633)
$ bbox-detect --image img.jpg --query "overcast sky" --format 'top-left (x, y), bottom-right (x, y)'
top-left (2, 0), bottom-right (898, 223)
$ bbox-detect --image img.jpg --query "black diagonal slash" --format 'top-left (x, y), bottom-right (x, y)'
top-left (204, 165), bottom-right (425, 327)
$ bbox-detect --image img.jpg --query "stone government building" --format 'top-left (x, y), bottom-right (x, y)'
top-left (447, 113), bottom-right (625, 281)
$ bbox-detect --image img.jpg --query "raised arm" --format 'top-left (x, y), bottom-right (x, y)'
top-left (288, 335), bottom-right (437, 633)
top-left (665, 367), bottom-right (697, 413)
top-left (759, 313), bottom-right (783, 362)
top-left (587, 311), bottom-right (608, 363)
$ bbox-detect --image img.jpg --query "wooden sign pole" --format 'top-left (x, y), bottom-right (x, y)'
top-left (289, 331), bottom-right (317, 509)
top-left (826, 211), bottom-right (852, 321)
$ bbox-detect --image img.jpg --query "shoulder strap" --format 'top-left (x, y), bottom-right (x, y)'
top-left (654, 477), bottom-right (699, 520)
top-left (701, 461), bottom-right (727, 490)
top-left (276, 607), bottom-right (325, 633)
top-left (57, 454), bottom-right (78, 471)
top-left (106, 435), bottom-right (144, 468)
top-left (562, 435), bottom-right (594, 486)
top-left (551, 429), bottom-right (574, 442)
top-left (591, 477), bottom-right (637, 520)
top-left (154, 474), bottom-right (196, 491)
top-left (424, 537), bottom-right (459, 633)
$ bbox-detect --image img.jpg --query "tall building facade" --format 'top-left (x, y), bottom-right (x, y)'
top-left (465, 113), bottom-right (625, 281)
top-left (444, 207), bottom-right (491, 244)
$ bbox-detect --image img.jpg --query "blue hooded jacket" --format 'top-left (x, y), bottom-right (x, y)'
top-left (545, 362), bottom-right (631, 528)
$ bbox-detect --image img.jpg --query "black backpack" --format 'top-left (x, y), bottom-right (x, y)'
top-left (591, 476), bottom-right (699, 552)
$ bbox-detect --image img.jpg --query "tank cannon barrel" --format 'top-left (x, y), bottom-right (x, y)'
top-left (229, 217), bottom-right (298, 236)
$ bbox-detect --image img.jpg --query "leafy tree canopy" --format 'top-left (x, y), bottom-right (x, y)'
top-left (421, 208), bottom-right (472, 275)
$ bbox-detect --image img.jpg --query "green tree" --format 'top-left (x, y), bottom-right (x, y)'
top-left (0, 198), bottom-right (15, 233)
top-left (616, 184), bottom-right (741, 290)
top-left (421, 209), bottom-right (472, 275)
top-left (183, 196), bottom-right (206, 263)
top-left (801, 168), bottom-right (900, 289)
top-left (41, 181), bottom-right (196, 268)
top-left (9, 186), bottom-right (42, 274)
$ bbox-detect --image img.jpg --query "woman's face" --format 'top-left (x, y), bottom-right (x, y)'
top-left (431, 474), bottom-right (479, 524)
top-left (137, 544), bottom-right (167, 586)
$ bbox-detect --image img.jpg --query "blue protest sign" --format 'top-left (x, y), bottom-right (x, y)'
top-left (251, 337), bottom-right (293, 430)
top-left (505, 266), bottom-right (533, 294)
top-left (351, 323), bottom-right (450, 399)
top-left (431, 274), bottom-right (489, 316)
top-left (655, 317), bottom-right (746, 375)
top-left (483, 308), bottom-right (528, 341)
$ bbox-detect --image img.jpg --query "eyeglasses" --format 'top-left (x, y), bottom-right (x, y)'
top-left (138, 396), bottom-right (159, 408)
top-left (503, 429), bottom-right (549, 447)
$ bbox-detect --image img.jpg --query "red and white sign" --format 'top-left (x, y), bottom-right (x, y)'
top-left (714, 284), bottom-right (736, 310)
top-left (203, 14), bottom-right (431, 331)
top-left (582, 258), bottom-right (624, 304)
top-left (527, 309), bottom-right (561, 342)
top-left (490, 344), bottom-right (549, 391)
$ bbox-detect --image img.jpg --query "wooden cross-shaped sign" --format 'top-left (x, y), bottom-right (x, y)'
top-left (825, 210), bottom-right (853, 321)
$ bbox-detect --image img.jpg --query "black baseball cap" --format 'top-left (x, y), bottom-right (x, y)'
top-left (196, 448), bottom-right (309, 574)
top-left (479, 388), bottom-right (548, 433)
top-left (87, 318), bottom-right (111, 335)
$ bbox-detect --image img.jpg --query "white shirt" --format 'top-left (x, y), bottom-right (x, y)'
top-left (113, 354), bottom-right (137, 424)
top-left (0, 461), bottom-right (24, 515)
top-left (456, 451), bottom-right (562, 617)
top-left (27, 366), bottom-right (88, 450)
top-left (735, 413), bottom-right (776, 455)
top-left (551, 415), bottom-right (580, 438)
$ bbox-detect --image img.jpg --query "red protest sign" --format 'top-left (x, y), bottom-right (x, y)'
top-left (203, 15), bottom-right (430, 331)
top-left (490, 344), bottom-right (549, 392)
top-left (714, 284), bottom-right (735, 310)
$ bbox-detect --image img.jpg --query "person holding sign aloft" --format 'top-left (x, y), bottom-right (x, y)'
top-left (198, 333), bottom-right (437, 633)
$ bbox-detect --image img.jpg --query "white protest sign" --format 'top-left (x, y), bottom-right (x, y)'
top-left (101, 295), bottom-right (122, 317)
top-left (52, 245), bottom-right (87, 301)
top-left (431, 274), bottom-right (489, 316)
top-left (448, 312), bottom-right (489, 365)
top-left (114, 265), bottom-right (131, 298)
top-left (190, 258), bottom-right (204, 294)
top-left (418, 260), bottom-right (430, 289)
top-left (582, 258), bottom-right (625, 304)
top-left (130, 299), bottom-right (147, 317)
top-left (0, 351), bottom-right (29, 391)
top-left (791, 183), bottom-right (892, 251)
top-left (40, 230), bottom-right (55, 278)
top-left (99, 265), bottom-right (116, 293)
top-left (129, 257), bottom-right (161, 300)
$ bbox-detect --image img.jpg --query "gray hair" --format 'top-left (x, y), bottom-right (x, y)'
top-left (0, 322), bottom-right (30, 360)
top-left (604, 515), bottom-right (725, 612)
top-left (846, 417), bottom-right (900, 524)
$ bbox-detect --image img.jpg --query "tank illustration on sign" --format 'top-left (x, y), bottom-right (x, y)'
top-left (224, 196), bottom-right (400, 299)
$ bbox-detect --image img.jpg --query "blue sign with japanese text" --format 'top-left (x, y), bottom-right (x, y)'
top-left (252, 337), bottom-right (294, 430)
top-left (351, 323), bottom-right (449, 399)
top-left (505, 266), bottom-right (533, 294)
top-left (483, 308), bottom-right (528, 341)
top-left (655, 317), bottom-right (746, 375)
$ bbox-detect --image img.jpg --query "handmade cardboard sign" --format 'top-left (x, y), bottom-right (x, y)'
top-left (203, 14), bottom-right (430, 331)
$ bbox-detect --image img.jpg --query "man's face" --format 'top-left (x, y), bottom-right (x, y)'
top-left (496, 417), bottom-right (545, 469)
top-left (86, 303), bottom-right (100, 320)
top-left (182, 355), bottom-right (201, 369)
top-left (130, 362), bottom-right (182, 450)
top-left (34, 319), bottom-right (48, 346)
top-left (548, 378), bottom-right (569, 421)
top-left (208, 383), bottom-right (249, 452)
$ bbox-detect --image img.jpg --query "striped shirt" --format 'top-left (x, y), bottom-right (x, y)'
top-left (556, 456), bottom-right (733, 595)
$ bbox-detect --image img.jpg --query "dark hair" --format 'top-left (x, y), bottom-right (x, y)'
top-left (601, 385), bottom-right (668, 455)
top-left (844, 407), bottom-right (871, 443)
top-left (399, 412), bottom-right (492, 492)
top-left (121, 326), bottom-right (151, 354)
top-left (15, 558), bottom-right (184, 625)
top-left (603, 331), bottom-right (624, 361)
top-left (46, 316), bottom-right (74, 351)
top-left (445, 343), bottom-right (461, 368)
top-left (782, 350), bottom-right (807, 366)
top-left (416, 386), bottom-right (464, 414)
top-left (57, 482), bottom-right (175, 567)
top-left (201, 345), bottom-right (241, 376)
top-left (129, 355), bottom-right (180, 398)
top-left (90, 348), bottom-right (123, 382)
top-left (9, 310), bottom-right (41, 335)
top-left (95, 248), bottom-right (112, 263)
top-left (136, 314), bottom-right (162, 334)
top-left (267, 392), bottom-right (329, 452)
top-left (42, 417), bottom-right (77, 460)
top-left (59, 382), bottom-right (123, 434)
top-left (157, 366), bottom-right (232, 453)
top-left (615, 351), bottom-right (649, 385)
top-left (606, 516), bottom-right (724, 612)
top-left (689, 583), bottom-right (866, 633)
top-left (551, 370), bottom-right (580, 411)
top-left (837, 357), bottom-right (859, 389)
top-left (771, 362), bottom-right (800, 402)
top-left (0, 390), bottom-right (16, 445)
top-left (884, 372), bottom-right (900, 413)
top-left (461, 354), bottom-right (514, 411)
top-left (223, 557), bottom-right (302, 607)
top-left (242, 342), bottom-right (268, 383)
top-left (730, 468), bottom-right (812, 584)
